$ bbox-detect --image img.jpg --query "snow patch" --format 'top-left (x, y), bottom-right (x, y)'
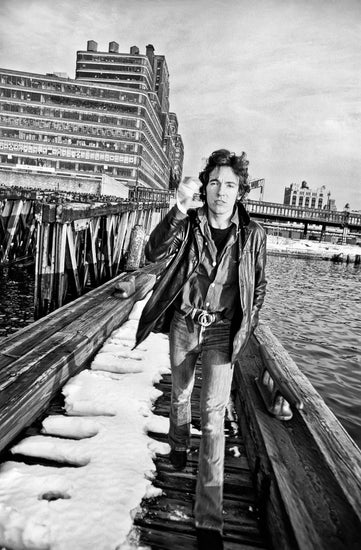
top-left (0, 296), bottom-right (172, 550)
top-left (41, 416), bottom-right (99, 439)
top-left (11, 437), bottom-right (91, 466)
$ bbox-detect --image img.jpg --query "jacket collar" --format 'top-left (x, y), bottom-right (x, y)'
top-left (237, 201), bottom-right (251, 226)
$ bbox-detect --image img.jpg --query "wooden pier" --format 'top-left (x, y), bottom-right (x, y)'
top-left (0, 266), bottom-right (360, 549)
top-left (0, 185), bottom-right (171, 318)
top-left (134, 369), bottom-right (267, 550)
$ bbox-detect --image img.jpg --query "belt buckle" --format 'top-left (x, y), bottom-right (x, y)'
top-left (197, 311), bottom-right (214, 327)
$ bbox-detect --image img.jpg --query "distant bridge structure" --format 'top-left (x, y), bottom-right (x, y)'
top-left (245, 199), bottom-right (361, 241)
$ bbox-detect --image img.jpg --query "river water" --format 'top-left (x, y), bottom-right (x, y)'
top-left (0, 257), bottom-right (360, 447)
top-left (0, 266), bottom-right (35, 339)
top-left (262, 254), bottom-right (361, 447)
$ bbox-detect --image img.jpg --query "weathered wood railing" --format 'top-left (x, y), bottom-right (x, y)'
top-left (234, 324), bottom-right (361, 550)
top-left (0, 263), bottom-right (164, 454)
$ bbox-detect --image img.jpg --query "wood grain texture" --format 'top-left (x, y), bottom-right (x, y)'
top-left (0, 264), bottom-right (162, 454)
top-left (233, 324), bottom-right (361, 550)
top-left (134, 363), bottom-right (268, 550)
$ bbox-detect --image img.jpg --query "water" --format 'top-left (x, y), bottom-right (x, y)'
top-left (0, 257), bottom-right (360, 447)
top-left (0, 266), bottom-right (35, 339)
top-left (262, 255), bottom-right (361, 447)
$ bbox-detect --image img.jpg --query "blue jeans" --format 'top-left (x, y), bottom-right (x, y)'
top-left (169, 311), bottom-right (234, 532)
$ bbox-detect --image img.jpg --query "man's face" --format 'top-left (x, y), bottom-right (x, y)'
top-left (205, 166), bottom-right (240, 217)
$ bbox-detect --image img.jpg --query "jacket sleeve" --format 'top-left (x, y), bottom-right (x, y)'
top-left (145, 204), bottom-right (189, 262)
top-left (251, 231), bottom-right (267, 328)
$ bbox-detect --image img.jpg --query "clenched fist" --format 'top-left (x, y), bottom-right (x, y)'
top-left (176, 177), bottom-right (204, 212)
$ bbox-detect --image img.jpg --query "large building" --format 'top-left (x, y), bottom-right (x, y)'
top-left (283, 181), bottom-right (336, 211)
top-left (0, 42), bottom-right (183, 191)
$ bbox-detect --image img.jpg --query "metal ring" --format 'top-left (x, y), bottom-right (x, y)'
top-left (197, 312), bottom-right (214, 327)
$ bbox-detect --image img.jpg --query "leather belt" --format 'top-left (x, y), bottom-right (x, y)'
top-left (190, 308), bottom-right (223, 327)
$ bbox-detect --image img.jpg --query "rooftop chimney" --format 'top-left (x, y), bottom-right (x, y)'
top-left (130, 45), bottom-right (139, 55)
top-left (87, 40), bottom-right (98, 52)
top-left (146, 44), bottom-right (155, 62)
top-left (109, 41), bottom-right (119, 53)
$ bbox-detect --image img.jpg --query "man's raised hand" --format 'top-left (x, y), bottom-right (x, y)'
top-left (176, 177), bottom-right (204, 212)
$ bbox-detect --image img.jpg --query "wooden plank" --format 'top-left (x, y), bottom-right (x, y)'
top-left (0, 291), bottom-right (134, 390)
top-left (113, 211), bottom-right (129, 272)
top-left (134, 357), bottom-right (267, 550)
top-left (105, 214), bottom-right (115, 277)
top-left (0, 269), bottom-right (159, 454)
top-left (89, 217), bottom-right (101, 284)
top-left (56, 223), bottom-right (68, 308)
top-left (133, 526), bottom-right (266, 550)
top-left (0, 263), bottom-right (156, 367)
top-left (233, 326), bottom-right (361, 550)
top-left (21, 215), bottom-right (36, 259)
top-left (2, 199), bottom-right (23, 260)
top-left (48, 222), bottom-right (57, 306)
top-left (81, 225), bottom-right (89, 288)
top-left (122, 209), bottom-right (137, 254)
top-left (19, 199), bottom-right (32, 228)
top-left (33, 216), bottom-right (42, 313)
top-left (0, 266), bottom-right (160, 375)
top-left (256, 325), bottom-right (361, 512)
top-left (39, 224), bottom-right (51, 310)
top-left (66, 223), bottom-right (81, 296)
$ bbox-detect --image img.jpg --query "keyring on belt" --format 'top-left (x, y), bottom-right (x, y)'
top-left (197, 311), bottom-right (215, 327)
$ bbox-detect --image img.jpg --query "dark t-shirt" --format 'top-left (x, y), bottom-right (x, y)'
top-left (210, 225), bottom-right (233, 256)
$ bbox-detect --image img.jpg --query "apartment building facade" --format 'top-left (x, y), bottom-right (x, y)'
top-left (0, 42), bottom-right (183, 191)
top-left (283, 181), bottom-right (336, 211)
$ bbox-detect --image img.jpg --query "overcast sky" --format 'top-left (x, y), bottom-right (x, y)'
top-left (0, 0), bottom-right (360, 209)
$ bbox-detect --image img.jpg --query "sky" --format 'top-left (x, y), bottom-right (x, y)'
top-left (0, 0), bottom-right (360, 210)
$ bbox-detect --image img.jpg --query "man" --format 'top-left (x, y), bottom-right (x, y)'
top-left (135, 149), bottom-right (267, 550)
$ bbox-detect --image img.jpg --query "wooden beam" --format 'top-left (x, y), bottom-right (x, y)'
top-left (2, 200), bottom-right (24, 261)
top-left (233, 324), bottom-right (361, 550)
top-left (122, 210), bottom-right (137, 255)
top-left (0, 265), bottom-right (162, 454)
top-left (114, 211), bottom-right (129, 273)
top-left (56, 223), bottom-right (68, 308)
top-left (66, 223), bottom-right (81, 297)
top-left (88, 217), bottom-right (100, 285)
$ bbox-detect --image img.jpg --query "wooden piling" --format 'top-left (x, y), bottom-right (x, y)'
top-left (0, 190), bottom-right (170, 318)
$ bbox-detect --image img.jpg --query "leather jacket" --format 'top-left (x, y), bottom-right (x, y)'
top-left (135, 202), bottom-right (267, 362)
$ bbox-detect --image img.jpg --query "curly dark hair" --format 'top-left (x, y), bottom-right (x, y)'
top-left (198, 149), bottom-right (250, 200)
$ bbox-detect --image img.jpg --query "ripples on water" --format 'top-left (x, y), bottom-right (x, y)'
top-left (262, 255), bottom-right (361, 447)
top-left (0, 266), bottom-right (34, 339)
